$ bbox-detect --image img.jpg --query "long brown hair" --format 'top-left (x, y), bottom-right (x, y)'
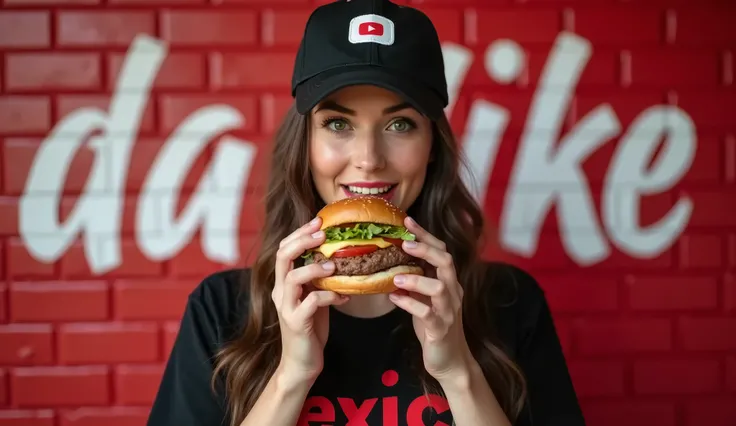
top-left (212, 103), bottom-right (527, 425)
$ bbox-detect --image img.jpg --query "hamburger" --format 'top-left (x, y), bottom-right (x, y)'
top-left (302, 196), bottom-right (424, 295)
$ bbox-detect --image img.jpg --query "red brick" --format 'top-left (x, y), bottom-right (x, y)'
top-left (210, 53), bottom-right (294, 90)
top-left (57, 12), bottom-right (155, 47)
top-left (110, 0), bottom-right (201, 3)
top-left (6, 240), bottom-right (56, 279)
top-left (633, 358), bottom-right (720, 394)
top-left (627, 275), bottom-right (718, 311)
top-left (56, 95), bottom-right (155, 134)
top-left (538, 276), bottom-right (618, 313)
top-left (684, 398), bottom-right (736, 426)
top-left (0, 325), bottom-right (53, 366)
top-left (674, 7), bottom-right (736, 46)
top-left (58, 323), bottom-right (159, 364)
top-left (61, 240), bottom-right (163, 279)
top-left (673, 92), bottom-right (736, 132)
top-left (580, 402), bottom-right (676, 426)
top-left (58, 407), bottom-right (150, 426)
top-left (161, 11), bottom-right (257, 46)
top-left (126, 136), bottom-right (212, 193)
top-left (263, 10), bottom-right (311, 47)
top-left (0, 370), bottom-right (6, 406)
top-left (168, 234), bottom-right (259, 277)
top-left (470, 9), bottom-right (560, 45)
top-left (419, 9), bottom-right (462, 43)
top-left (726, 273), bottom-right (736, 311)
top-left (572, 6), bottom-right (664, 46)
top-left (574, 318), bottom-right (672, 355)
top-left (11, 366), bottom-right (109, 407)
top-left (0, 97), bottom-right (51, 135)
top-left (678, 234), bottom-right (723, 269)
top-left (683, 135), bottom-right (723, 183)
top-left (0, 285), bottom-right (6, 323)
top-left (2, 136), bottom-right (107, 195)
top-left (261, 94), bottom-right (295, 134)
top-left (730, 236), bottom-right (736, 267)
top-left (10, 282), bottom-right (108, 322)
top-left (6, 0), bottom-right (98, 3)
top-left (0, 12), bottom-right (50, 49)
top-left (113, 280), bottom-right (197, 320)
top-left (114, 365), bottom-right (164, 405)
top-left (162, 322), bottom-right (179, 357)
top-left (686, 189), bottom-right (736, 228)
top-left (108, 52), bottom-right (205, 90)
top-left (573, 91), bottom-right (667, 129)
top-left (726, 357), bottom-right (736, 391)
top-left (678, 317), bottom-right (736, 351)
top-left (0, 198), bottom-right (18, 235)
top-left (625, 49), bottom-right (721, 88)
top-left (0, 410), bottom-right (54, 426)
top-left (5, 54), bottom-right (101, 92)
top-left (159, 94), bottom-right (257, 133)
top-left (57, 195), bottom-right (137, 239)
top-left (568, 361), bottom-right (625, 397)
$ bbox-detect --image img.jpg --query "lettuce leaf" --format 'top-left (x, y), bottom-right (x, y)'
top-left (323, 223), bottom-right (416, 242)
top-left (301, 223), bottom-right (416, 261)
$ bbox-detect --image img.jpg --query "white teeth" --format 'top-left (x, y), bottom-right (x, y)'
top-left (347, 185), bottom-right (393, 195)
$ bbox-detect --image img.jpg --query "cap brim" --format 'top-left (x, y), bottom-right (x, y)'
top-left (295, 66), bottom-right (445, 120)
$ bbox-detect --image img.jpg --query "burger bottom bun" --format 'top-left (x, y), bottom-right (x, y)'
top-left (312, 264), bottom-right (424, 295)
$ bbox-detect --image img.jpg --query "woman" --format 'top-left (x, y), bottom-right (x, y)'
top-left (147, 1), bottom-right (585, 425)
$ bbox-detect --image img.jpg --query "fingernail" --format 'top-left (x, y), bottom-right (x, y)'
top-left (312, 230), bottom-right (324, 238)
top-left (310, 217), bottom-right (320, 225)
top-left (394, 275), bottom-right (405, 285)
top-left (403, 240), bottom-right (417, 248)
top-left (321, 261), bottom-right (334, 270)
top-left (407, 216), bottom-right (417, 226)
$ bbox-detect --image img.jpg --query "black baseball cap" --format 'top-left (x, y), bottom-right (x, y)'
top-left (291, 0), bottom-right (448, 120)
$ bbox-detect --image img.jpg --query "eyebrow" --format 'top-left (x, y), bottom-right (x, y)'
top-left (315, 100), bottom-right (413, 115)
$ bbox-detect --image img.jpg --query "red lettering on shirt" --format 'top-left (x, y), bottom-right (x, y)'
top-left (297, 396), bottom-right (335, 426)
top-left (338, 397), bottom-right (377, 426)
top-left (407, 394), bottom-right (451, 426)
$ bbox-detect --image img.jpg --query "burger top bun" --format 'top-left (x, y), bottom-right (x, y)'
top-left (318, 196), bottom-right (407, 230)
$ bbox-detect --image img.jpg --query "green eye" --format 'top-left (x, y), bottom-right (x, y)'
top-left (329, 120), bottom-right (348, 131)
top-left (388, 119), bottom-right (413, 132)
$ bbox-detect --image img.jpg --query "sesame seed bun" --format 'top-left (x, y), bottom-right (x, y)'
top-left (318, 195), bottom-right (406, 230)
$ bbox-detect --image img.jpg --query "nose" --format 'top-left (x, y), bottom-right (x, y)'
top-left (351, 130), bottom-right (385, 171)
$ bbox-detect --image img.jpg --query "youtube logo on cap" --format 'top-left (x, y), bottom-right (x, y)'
top-left (358, 22), bottom-right (384, 36)
top-left (349, 14), bottom-right (395, 45)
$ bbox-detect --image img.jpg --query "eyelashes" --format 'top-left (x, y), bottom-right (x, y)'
top-left (319, 116), bottom-right (418, 134)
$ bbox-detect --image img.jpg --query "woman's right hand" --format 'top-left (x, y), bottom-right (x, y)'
top-left (272, 216), bottom-right (348, 385)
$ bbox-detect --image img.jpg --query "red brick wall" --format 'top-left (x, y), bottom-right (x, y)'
top-left (0, 0), bottom-right (734, 425)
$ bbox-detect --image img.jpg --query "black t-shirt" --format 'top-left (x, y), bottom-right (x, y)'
top-left (146, 262), bottom-right (586, 426)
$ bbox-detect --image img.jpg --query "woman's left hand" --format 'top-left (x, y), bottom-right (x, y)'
top-left (389, 216), bottom-right (475, 382)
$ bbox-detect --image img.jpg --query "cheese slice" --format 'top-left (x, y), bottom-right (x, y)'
top-left (315, 238), bottom-right (393, 258)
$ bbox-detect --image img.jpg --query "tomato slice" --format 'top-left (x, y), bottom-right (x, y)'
top-left (382, 237), bottom-right (404, 246)
top-left (332, 245), bottom-right (378, 258)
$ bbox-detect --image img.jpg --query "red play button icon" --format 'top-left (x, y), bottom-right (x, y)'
top-left (358, 22), bottom-right (384, 36)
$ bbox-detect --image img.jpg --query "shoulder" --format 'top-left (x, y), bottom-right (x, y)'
top-left (473, 261), bottom-right (549, 355)
top-left (185, 267), bottom-right (252, 344)
top-left (478, 260), bottom-right (546, 310)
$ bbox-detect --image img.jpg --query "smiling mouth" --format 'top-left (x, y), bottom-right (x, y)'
top-left (341, 184), bottom-right (397, 196)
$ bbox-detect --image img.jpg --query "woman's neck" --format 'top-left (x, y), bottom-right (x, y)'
top-left (333, 294), bottom-right (397, 318)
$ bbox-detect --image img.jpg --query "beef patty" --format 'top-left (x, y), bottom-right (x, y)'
top-left (310, 245), bottom-right (417, 276)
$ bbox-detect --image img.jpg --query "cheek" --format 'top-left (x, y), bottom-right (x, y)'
top-left (309, 136), bottom-right (348, 180)
top-left (388, 139), bottom-right (432, 179)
